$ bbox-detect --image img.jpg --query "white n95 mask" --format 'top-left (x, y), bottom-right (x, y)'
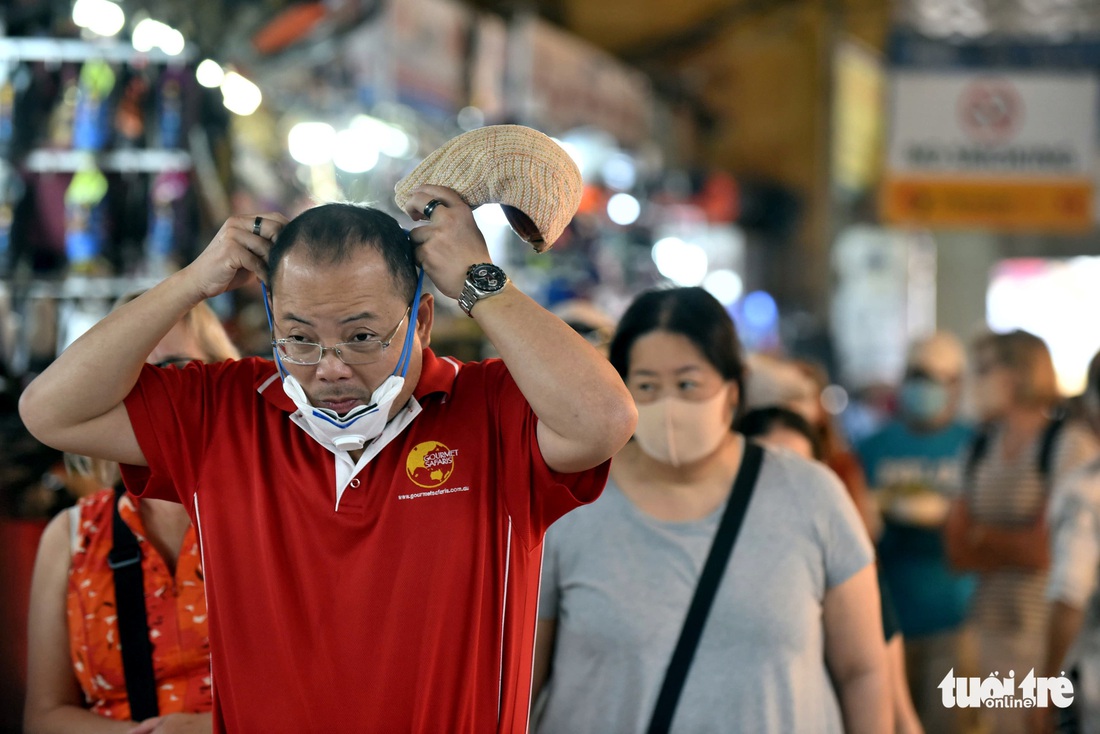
top-left (281, 373), bottom-right (405, 452)
top-left (633, 389), bottom-right (733, 467)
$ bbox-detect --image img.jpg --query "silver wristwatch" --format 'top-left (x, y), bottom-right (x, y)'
top-left (458, 263), bottom-right (508, 317)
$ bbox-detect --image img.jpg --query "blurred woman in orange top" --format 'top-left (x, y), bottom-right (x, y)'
top-left (25, 299), bottom-right (238, 734)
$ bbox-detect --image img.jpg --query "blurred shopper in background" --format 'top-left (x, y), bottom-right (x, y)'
top-left (1040, 351), bottom-right (1100, 734)
top-left (790, 359), bottom-right (882, 542)
top-left (741, 405), bottom-right (925, 733)
top-left (552, 299), bottom-right (616, 357)
top-left (24, 299), bottom-right (236, 734)
top-left (737, 405), bottom-right (821, 460)
top-left (857, 332), bottom-right (977, 734)
top-left (946, 330), bottom-right (1099, 734)
top-left (533, 287), bottom-right (890, 734)
top-left (784, 358), bottom-right (925, 733)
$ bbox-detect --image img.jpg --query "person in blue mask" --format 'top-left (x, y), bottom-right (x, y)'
top-left (857, 331), bottom-right (977, 734)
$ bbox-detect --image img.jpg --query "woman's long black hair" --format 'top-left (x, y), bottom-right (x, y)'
top-left (608, 286), bottom-right (746, 421)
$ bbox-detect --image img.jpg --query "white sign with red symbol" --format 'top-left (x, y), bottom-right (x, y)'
top-left (956, 79), bottom-right (1024, 145)
top-left (883, 71), bottom-right (1098, 231)
top-left (887, 71), bottom-right (1095, 177)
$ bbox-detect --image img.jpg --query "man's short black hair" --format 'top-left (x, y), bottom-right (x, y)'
top-left (267, 203), bottom-right (418, 302)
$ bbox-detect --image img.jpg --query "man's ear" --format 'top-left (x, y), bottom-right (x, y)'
top-left (416, 293), bottom-right (434, 349)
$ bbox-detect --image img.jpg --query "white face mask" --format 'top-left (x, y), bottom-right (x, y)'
top-left (282, 372), bottom-right (406, 452)
top-left (633, 388), bottom-right (733, 467)
top-left (263, 267), bottom-right (425, 454)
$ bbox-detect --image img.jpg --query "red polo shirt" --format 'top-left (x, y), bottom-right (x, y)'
top-left (120, 349), bottom-right (607, 733)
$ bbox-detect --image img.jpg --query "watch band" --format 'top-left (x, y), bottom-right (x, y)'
top-left (458, 283), bottom-right (479, 317)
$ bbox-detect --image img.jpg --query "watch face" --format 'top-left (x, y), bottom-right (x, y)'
top-left (469, 264), bottom-right (506, 292)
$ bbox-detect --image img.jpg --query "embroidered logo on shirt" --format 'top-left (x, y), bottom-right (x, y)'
top-left (406, 441), bottom-right (458, 488)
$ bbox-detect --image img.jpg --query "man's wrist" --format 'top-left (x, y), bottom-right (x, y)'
top-left (165, 265), bottom-right (215, 312)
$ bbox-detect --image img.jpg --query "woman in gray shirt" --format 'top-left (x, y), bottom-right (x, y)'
top-left (532, 287), bottom-right (890, 733)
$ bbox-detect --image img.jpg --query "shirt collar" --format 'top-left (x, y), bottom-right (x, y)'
top-left (255, 348), bottom-right (460, 412)
top-left (414, 348), bottom-right (461, 401)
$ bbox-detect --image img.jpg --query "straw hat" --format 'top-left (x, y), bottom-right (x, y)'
top-left (394, 125), bottom-right (582, 252)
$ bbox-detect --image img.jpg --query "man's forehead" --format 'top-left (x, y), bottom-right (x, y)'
top-left (275, 247), bottom-right (399, 291)
top-left (272, 275), bottom-right (405, 321)
top-left (277, 243), bottom-right (387, 274)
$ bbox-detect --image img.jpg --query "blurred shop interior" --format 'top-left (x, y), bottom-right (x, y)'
top-left (3, 0), bottom-right (1100, 722)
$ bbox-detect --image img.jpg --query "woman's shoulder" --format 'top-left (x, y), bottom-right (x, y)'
top-left (760, 445), bottom-right (848, 496)
top-left (757, 447), bottom-right (865, 527)
top-left (1053, 459), bottom-right (1100, 511)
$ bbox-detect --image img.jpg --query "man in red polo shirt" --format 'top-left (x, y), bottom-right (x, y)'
top-left (20, 185), bottom-right (637, 733)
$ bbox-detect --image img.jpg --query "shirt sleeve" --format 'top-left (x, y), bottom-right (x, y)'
top-left (1052, 422), bottom-right (1100, 487)
top-left (119, 360), bottom-right (240, 507)
top-left (1047, 470), bottom-right (1100, 608)
top-left (484, 360), bottom-right (611, 550)
top-left (814, 463), bottom-right (876, 590)
top-left (118, 462), bottom-right (177, 504)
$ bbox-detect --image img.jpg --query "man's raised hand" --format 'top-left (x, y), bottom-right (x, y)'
top-left (183, 213), bottom-right (289, 299)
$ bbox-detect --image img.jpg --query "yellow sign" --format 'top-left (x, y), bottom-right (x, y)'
top-left (881, 178), bottom-right (1093, 233)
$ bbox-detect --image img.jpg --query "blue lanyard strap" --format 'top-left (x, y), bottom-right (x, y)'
top-left (395, 268), bottom-right (425, 378)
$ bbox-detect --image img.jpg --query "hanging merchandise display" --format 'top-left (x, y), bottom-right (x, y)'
top-left (0, 165), bottom-right (15, 276)
top-left (113, 67), bottom-right (149, 148)
top-left (155, 68), bottom-right (185, 150)
top-left (0, 65), bottom-right (14, 158)
top-left (72, 60), bottom-right (115, 151)
top-left (47, 66), bottom-right (79, 150)
top-left (145, 169), bottom-right (189, 276)
top-left (63, 162), bottom-right (109, 272)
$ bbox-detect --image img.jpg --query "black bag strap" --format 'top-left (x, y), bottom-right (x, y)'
top-left (963, 425), bottom-right (993, 498)
top-left (108, 486), bottom-right (160, 721)
top-left (646, 441), bottom-right (765, 734)
top-left (1037, 413), bottom-right (1067, 488)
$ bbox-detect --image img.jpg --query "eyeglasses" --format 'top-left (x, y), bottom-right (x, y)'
top-left (272, 308), bottom-right (410, 366)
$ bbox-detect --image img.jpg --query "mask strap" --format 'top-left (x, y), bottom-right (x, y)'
top-left (393, 267), bottom-right (425, 379)
top-left (261, 281), bottom-right (290, 380)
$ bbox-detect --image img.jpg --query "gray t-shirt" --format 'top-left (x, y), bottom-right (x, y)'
top-left (535, 446), bottom-right (874, 734)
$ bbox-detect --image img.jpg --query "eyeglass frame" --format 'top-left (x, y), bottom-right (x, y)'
top-left (271, 307), bottom-right (411, 366)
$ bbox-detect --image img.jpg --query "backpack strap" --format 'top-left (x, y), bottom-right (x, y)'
top-left (108, 486), bottom-right (160, 721)
top-left (966, 413), bottom-right (1066, 499)
top-left (963, 425), bottom-right (992, 499)
top-left (1037, 413), bottom-right (1067, 490)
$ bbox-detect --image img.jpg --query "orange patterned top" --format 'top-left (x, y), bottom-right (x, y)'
top-left (66, 489), bottom-right (212, 720)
